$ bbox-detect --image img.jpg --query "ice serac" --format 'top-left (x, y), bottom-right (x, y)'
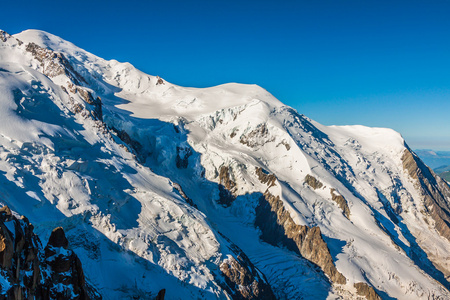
top-left (1, 28), bottom-right (450, 299)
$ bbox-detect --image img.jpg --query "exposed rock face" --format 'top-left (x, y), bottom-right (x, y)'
top-left (304, 174), bottom-right (323, 190)
top-left (70, 86), bottom-right (103, 121)
top-left (402, 148), bottom-right (450, 242)
top-left (0, 30), bottom-right (11, 42)
top-left (0, 206), bottom-right (43, 299)
top-left (218, 166), bottom-right (237, 206)
top-left (175, 145), bottom-right (192, 169)
top-left (43, 227), bottom-right (90, 299)
top-left (354, 282), bottom-right (381, 300)
top-left (254, 169), bottom-right (345, 285)
top-left (111, 128), bottom-right (146, 163)
top-left (156, 76), bottom-right (164, 85)
top-left (25, 42), bottom-right (86, 85)
top-left (76, 86), bottom-right (95, 105)
top-left (330, 188), bottom-right (350, 219)
top-left (0, 206), bottom-right (97, 299)
top-left (255, 167), bottom-right (276, 188)
top-left (220, 255), bottom-right (276, 300)
top-left (255, 191), bottom-right (346, 285)
top-left (24, 40), bottom-right (103, 124)
top-left (93, 97), bottom-right (103, 121)
top-left (217, 233), bottom-right (275, 300)
top-left (172, 182), bottom-right (197, 208)
top-left (155, 289), bottom-right (165, 300)
top-left (240, 124), bottom-right (274, 148)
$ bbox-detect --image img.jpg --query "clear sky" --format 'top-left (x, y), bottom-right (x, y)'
top-left (2, 0), bottom-right (450, 149)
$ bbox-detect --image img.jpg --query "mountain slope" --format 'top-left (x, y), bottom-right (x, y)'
top-left (1, 29), bottom-right (450, 299)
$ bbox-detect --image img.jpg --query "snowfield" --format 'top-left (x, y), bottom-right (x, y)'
top-left (0, 29), bottom-right (449, 299)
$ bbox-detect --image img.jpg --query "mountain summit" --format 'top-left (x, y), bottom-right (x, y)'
top-left (1, 29), bottom-right (450, 299)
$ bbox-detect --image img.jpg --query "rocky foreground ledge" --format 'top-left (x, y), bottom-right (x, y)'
top-left (0, 205), bottom-right (98, 299)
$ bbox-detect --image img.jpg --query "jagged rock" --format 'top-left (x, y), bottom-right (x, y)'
top-left (330, 188), bottom-right (350, 219)
top-left (304, 174), bottom-right (323, 190)
top-left (0, 206), bottom-right (12, 221)
top-left (93, 97), bottom-right (103, 121)
top-left (255, 167), bottom-right (277, 188)
top-left (220, 255), bottom-right (276, 300)
top-left (172, 182), bottom-right (197, 207)
top-left (255, 191), bottom-right (346, 285)
top-left (73, 103), bottom-right (84, 114)
top-left (402, 148), bottom-right (450, 242)
top-left (254, 169), bottom-right (346, 284)
top-left (0, 206), bottom-right (98, 299)
top-left (76, 87), bottom-right (95, 105)
top-left (240, 124), bottom-right (274, 148)
top-left (112, 128), bottom-right (145, 163)
top-left (43, 227), bottom-right (90, 299)
top-left (25, 42), bottom-right (86, 85)
top-left (176, 145), bottom-right (192, 169)
top-left (0, 221), bottom-right (14, 269)
top-left (156, 76), bottom-right (164, 85)
top-left (278, 140), bottom-right (290, 151)
top-left (155, 289), bottom-right (165, 300)
top-left (0, 30), bottom-right (11, 42)
top-left (72, 87), bottom-right (102, 121)
top-left (354, 282), bottom-right (381, 300)
top-left (217, 233), bottom-right (276, 300)
top-left (218, 166), bottom-right (237, 206)
top-left (47, 227), bottom-right (69, 249)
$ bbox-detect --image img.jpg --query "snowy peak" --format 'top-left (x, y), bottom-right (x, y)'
top-left (1, 28), bottom-right (450, 299)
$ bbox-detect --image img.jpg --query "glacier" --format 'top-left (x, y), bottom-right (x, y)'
top-left (0, 29), bottom-right (449, 299)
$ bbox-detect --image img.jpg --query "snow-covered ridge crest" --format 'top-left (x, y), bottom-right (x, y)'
top-left (13, 29), bottom-right (284, 121)
top-left (1, 29), bottom-right (450, 299)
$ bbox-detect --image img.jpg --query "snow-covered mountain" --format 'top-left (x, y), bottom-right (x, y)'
top-left (1, 29), bottom-right (450, 299)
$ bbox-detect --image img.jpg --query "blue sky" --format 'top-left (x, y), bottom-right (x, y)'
top-left (3, 0), bottom-right (450, 149)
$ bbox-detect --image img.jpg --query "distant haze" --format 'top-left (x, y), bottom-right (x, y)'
top-left (414, 149), bottom-right (450, 169)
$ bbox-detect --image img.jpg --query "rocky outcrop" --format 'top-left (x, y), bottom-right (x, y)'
top-left (220, 255), bottom-right (276, 300)
top-left (0, 206), bottom-right (98, 299)
top-left (217, 233), bottom-right (275, 300)
top-left (155, 289), bottom-right (165, 300)
top-left (67, 85), bottom-right (103, 121)
top-left (330, 188), bottom-right (350, 219)
top-left (0, 30), bottom-right (11, 42)
top-left (25, 42), bottom-right (86, 85)
top-left (218, 166), bottom-right (237, 207)
top-left (304, 174), bottom-right (323, 190)
top-left (254, 169), bottom-right (345, 284)
top-left (156, 76), bottom-right (164, 85)
top-left (255, 191), bottom-right (346, 285)
top-left (172, 182), bottom-right (197, 208)
top-left (111, 127), bottom-right (146, 163)
top-left (92, 96), bottom-right (103, 121)
top-left (354, 282), bottom-right (381, 300)
top-left (42, 227), bottom-right (89, 299)
top-left (402, 148), bottom-right (450, 242)
top-left (240, 124), bottom-right (275, 148)
top-left (175, 145), bottom-right (192, 169)
top-left (255, 167), bottom-right (276, 188)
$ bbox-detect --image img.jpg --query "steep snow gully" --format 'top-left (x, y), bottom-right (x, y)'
top-left (0, 29), bottom-right (450, 299)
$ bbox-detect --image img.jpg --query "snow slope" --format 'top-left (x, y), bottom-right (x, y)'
top-left (0, 29), bottom-right (449, 299)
